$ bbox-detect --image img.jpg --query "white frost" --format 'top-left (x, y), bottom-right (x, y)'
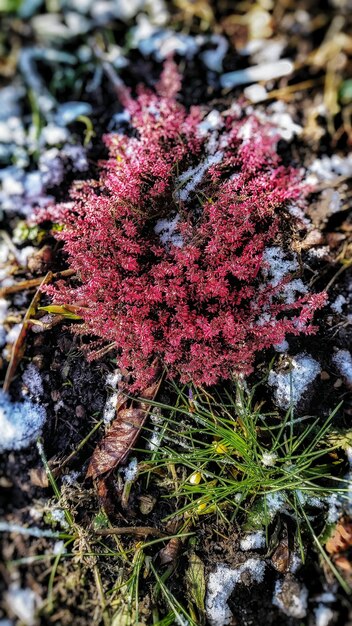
top-left (0, 391), bottom-right (46, 453)
top-left (206, 559), bottom-right (266, 626)
top-left (268, 354), bottom-right (321, 409)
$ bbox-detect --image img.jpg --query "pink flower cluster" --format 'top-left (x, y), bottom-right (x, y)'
top-left (37, 61), bottom-right (326, 390)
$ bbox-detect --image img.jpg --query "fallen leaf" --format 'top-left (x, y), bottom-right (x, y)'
top-left (326, 518), bottom-right (352, 555)
top-left (159, 536), bottom-right (182, 565)
top-left (86, 373), bottom-right (162, 479)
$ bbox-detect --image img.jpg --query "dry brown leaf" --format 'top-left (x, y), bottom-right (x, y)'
top-left (159, 536), bottom-right (182, 565)
top-left (86, 374), bottom-right (162, 479)
top-left (326, 518), bottom-right (352, 555)
top-left (3, 272), bottom-right (53, 393)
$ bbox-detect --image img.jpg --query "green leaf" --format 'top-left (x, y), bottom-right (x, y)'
top-left (38, 305), bottom-right (82, 320)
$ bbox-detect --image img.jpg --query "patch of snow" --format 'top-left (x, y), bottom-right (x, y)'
top-left (62, 144), bottom-right (89, 171)
top-left (325, 493), bottom-right (341, 524)
top-left (62, 470), bottom-right (80, 485)
top-left (331, 295), bottom-right (346, 314)
top-left (53, 540), bottom-right (66, 555)
top-left (51, 508), bottom-right (69, 529)
top-left (274, 340), bottom-right (289, 353)
top-left (240, 531), bottom-right (266, 551)
top-left (0, 391), bottom-right (46, 453)
top-left (244, 84), bottom-right (268, 103)
top-left (177, 152), bottom-right (223, 202)
top-left (266, 491), bottom-right (286, 516)
top-left (22, 363), bottom-right (43, 400)
top-left (261, 451), bottom-right (278, 467)
top-left (306, 154), bottom-right (352, 184)
top-left (206, 559), bottom-right (266, 626)
top-left (251, 39), bottom-right (286, 65)
top-left (5, 585), bottom-right (39, 626)
top-left (154, 213), bottom-right (183, 248)
top-left (265, 101), bottom-right (302, 141)
top-left (332, 349), bottom-right (352, 387)
top-left (263, 246), bottom-right (298, 286)
top-left (220, 59), bottom-right (293, 89)
top-left (0, 522), bottom-right (60, 538)
top-left (273, 577), bottom-right (308, 618)
top-left (122, 457), bottom-right (138, 481)
top-left (132, 17), bottom-right (200, 60)
top-left (55, 102), bottom-right (92, 126)
top-left (6, 323), bottom-right (22, 345)
top-left (308, 246), bottom-right (330, 259)
top-left (103, 370), bottom-right (121, 424)
top-left (268, 354), bottom-right (321, 409)
top-left (198, 110), bottom-right (224, 136)
top-left (200, 35), bottom-right (228, 73)
top-left (314, 606), bottom-right (334, 626)
top-left (41, 124), bottom-right (69, 145)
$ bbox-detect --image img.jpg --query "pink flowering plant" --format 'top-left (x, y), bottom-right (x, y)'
top-left (37, 60), bottom-right (326, 390)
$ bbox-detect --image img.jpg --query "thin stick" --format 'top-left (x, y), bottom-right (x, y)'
top-left (0, 269), bottom-right (75, 297)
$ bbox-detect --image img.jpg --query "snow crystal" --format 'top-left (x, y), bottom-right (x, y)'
top-left (332, 349), bottom-right (352, 387)
top-left (240, 531), bottom-right (266, 551)
top-left (22, 363), bottom-right (43, 400)
top-left (331, 295), bottom-right (346, 314)
top-left (273, 577), bottom-right (308, 618)
top-left (314, 606), bottom-right (334, 626)
top-left (268, 354), bottom-right (321, 409)
top-left (206, 560), bottom-right (266, 626)
top-left (0, 391), bottom-right (46, 453)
